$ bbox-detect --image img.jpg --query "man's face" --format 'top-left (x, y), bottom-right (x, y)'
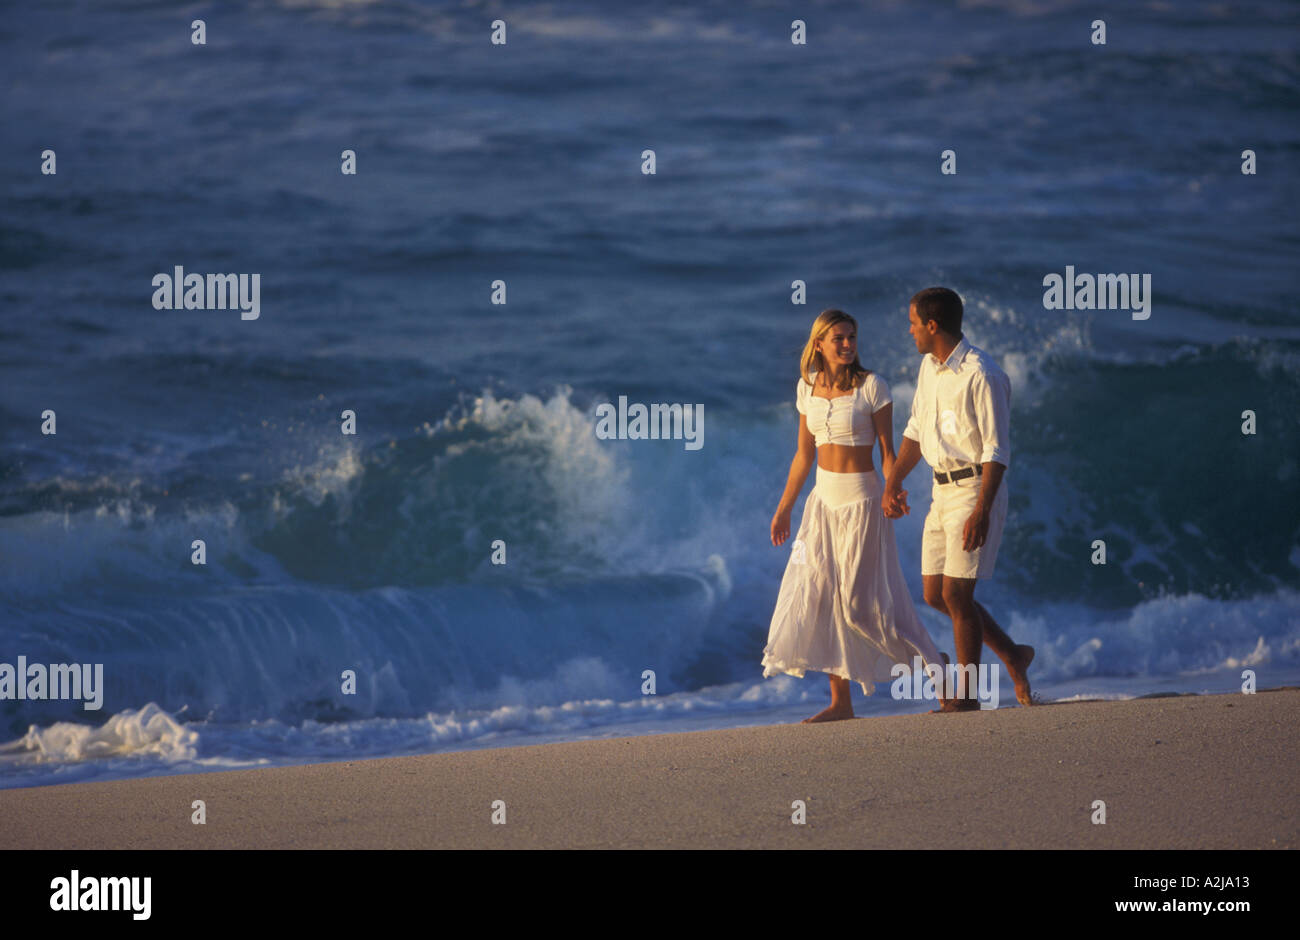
top-left (908, 304), bottom-right (933, 355)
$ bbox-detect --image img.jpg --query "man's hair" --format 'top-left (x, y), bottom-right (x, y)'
top-left (910, 287), bottom-right (963, 337)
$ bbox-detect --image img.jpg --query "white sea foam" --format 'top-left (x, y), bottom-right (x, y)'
top-left (6, 703), bottom-right (196, 764)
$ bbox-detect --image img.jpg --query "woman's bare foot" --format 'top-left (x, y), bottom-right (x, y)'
top-left (802, 702), bottom-right (854, 723)
top-left (1007, 644), bottom-right (1035, 705)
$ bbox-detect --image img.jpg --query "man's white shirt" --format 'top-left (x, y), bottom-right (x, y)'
top-left (902, 336), bottom-right (1011, 473)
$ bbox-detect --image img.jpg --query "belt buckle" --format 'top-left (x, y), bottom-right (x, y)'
top-left (937, 465), bottom-right (981, 485)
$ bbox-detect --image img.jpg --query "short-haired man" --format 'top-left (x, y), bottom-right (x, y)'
top-left (883, 287), bottom-right (1034, 708)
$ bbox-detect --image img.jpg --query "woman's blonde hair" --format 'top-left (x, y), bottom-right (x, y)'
top-left (799, 308), bottom-right (871, 392)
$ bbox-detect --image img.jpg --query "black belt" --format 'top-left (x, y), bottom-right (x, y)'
top-left (934, 465), bottom-right (982, 485)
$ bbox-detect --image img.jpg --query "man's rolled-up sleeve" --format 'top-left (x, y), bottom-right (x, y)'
top-left (973, 370), bottom-right (1011, 466)
top-left (902, 374), bottom-right (922, 442)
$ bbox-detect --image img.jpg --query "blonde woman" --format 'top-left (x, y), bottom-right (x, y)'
top-left (764, 309), bottom-right (944, 722)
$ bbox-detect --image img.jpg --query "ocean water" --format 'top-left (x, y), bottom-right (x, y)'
top-left (1, 0), bottom-right (1298, 789)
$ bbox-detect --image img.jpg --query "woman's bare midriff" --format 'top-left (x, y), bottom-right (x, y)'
top-left (809, 380), bottom-right (875, 473)
top-left (816, 443), bottom-right (874, 473)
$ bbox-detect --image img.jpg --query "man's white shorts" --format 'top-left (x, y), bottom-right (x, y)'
top-left (920, 471), bottom-right (1008, 580)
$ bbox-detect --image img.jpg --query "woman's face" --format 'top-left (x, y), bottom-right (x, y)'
top-left (817, 322), bottom-right (856, 370)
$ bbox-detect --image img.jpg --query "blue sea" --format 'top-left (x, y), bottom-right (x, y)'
top-left (1, 0), bottom-right (1298, 789)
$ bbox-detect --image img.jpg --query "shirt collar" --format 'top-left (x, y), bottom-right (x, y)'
top-left (930, 336), bottom-right (970, 373)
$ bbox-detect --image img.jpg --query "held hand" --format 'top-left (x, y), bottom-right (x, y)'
top-left (882, 486), bottom-right (909, 519)
top-left (962, 506), bottom-right (990, 551)
top-left (771, 506), bottom-right (793, 546)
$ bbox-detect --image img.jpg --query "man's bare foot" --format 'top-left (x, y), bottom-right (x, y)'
top-left (1007, 644), bottom-right (1035, 705)
top-left (802, 703), bottom-right (854, 723)
top-left (929, 697), bottom-right (980, 713)
top-left (928, 652), bottom-right (981, 711)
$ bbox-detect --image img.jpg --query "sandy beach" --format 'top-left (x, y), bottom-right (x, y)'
top-left (2, 689), bottom-right (1295, 850)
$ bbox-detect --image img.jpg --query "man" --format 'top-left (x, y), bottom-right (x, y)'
top-left (882, 287), bottom-right (1034, 709)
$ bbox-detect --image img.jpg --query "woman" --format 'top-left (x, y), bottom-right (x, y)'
top-left (763, 308), bottom-right (944, 722)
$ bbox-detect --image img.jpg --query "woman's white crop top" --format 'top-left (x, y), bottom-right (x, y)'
top-left (795, 371), bottom-right (892, 448)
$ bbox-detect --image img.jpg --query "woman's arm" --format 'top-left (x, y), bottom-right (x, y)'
top-left (779, 414), bottom-right (816, 510)
top-left (771, 415), bottom-right (816, 545)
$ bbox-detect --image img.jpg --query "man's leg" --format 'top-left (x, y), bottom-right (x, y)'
top-left (928, 476), bottom-right (1034, 705)
top-left (970, 598), bottom-right (1034, 704)
top-left (941, 576), bottom-right (983, 704)
top-left (925, 578), bottom-right (1033, 705)
top-left (920, 491), bottom-right (977, 711)
top-left (921, 576), bottom-right (974, 709)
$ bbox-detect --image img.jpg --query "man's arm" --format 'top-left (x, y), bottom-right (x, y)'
top-left (971, 369), bottom-right (1010, 507)
top-left (886, 435), bottom-right (923, 491)
top-left (883, 435), bottom-right (923, 517)
top-left (975, 460), bottom-right (1005, 513)
top-left (963, 370), bottom-right (1011, 548)
top-left (962, 459), bottom-right (1005, 550)
top-left (885, 365), bottom-right (928, 517)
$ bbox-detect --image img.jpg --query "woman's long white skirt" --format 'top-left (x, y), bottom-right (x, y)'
top-left (762, 467), bottom-right (942, 696)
